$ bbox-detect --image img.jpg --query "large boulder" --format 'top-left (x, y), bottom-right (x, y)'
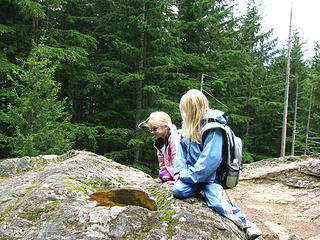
top-left (0, 150), bottom-right (246, 240)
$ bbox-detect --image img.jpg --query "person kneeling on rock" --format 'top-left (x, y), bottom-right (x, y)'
top-left (139, 111), bottom-right (180, 184)
top-left (172, 89), bottom-right (262, 240)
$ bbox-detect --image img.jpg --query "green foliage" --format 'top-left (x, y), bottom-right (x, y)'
top-left (0, 0), bottom-right (319, 163)
top-left (18, 0), bottom-right (46, 21)
top-left (0, 53), bottom-right (73, 157)
top-left (243, 150), bottom-right (254, 164)
top-left (70, 124), bottom-right (136, 163)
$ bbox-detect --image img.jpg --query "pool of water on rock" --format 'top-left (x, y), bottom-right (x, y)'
top-left (88, 187), bottom-right (157, 211)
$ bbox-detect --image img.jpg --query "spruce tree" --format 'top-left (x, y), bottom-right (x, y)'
top-left (235, 0), bottom-right (277, 160)
top-left (286, 32), bottom-right (309, 155)
top-left (0, 48), bottom-right (73, 157)
top-left (300, 42), bottom-right (320, 155)
top-left (92, 0), bottom-right (185, 166)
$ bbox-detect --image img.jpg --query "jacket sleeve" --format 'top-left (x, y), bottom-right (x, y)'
top-left (180, 129), bottom-right (223, 184)
top-left (157, 150), bottom-right (166, 172)
top-left (173, 135), bottom-right (188, 175)
top-left (165, 133), bottom-right (180, 177)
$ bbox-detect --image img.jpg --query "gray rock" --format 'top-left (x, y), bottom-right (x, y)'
top-left (0, 150), bottom-right (246, 240)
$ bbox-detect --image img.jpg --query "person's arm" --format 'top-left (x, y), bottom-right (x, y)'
top-left (157, 150), bottom-right (165, 171)
top-left (173, 135), bottom-right (188, 175)
top-left (165, 133), bottom-right (180, 177)
top-left (180, 129), bottom-right (223, 184)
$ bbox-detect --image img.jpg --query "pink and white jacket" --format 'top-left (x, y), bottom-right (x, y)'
top-left (153, 131), bottom-right (180, 178)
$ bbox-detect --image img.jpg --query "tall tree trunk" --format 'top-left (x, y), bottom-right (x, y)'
top-left (200, 73), bottom-right (204, 92)
top-left (291, 77), bottom-right (299, 156)
top-left (280, 6), bottom-right (293, 157)
top-left (134, 1), bottom-right (146, 163)
top-left (32, 0), bottom-right (40, 46)
top-left (32, 17), bottom-right (38, 46)
top-left (177, 0), bottom-right (183, 20)
top-left (304, 85), bottom-right (313, 155)
top-left (245, 77), bottom-right (252, 136)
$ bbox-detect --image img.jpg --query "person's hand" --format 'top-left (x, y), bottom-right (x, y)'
top-left (174, 173), bottom-right (180, 182)
top-left (166, 180), bottom-right (175, 185)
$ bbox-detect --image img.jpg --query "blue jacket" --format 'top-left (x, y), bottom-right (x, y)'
top-left (174, 109), bottom-right (227, 184)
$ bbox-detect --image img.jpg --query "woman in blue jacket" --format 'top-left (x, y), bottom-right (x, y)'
top-left (172, 89), bottom-right (261, 240)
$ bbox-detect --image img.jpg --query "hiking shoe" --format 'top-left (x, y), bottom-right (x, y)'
top-left (245, 222), bottom-right (262, 240)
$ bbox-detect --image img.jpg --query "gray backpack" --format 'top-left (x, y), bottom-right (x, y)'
top-left (200, 120), bottom-right (243, 189)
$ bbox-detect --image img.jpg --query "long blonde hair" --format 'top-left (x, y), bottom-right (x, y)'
top-left (180, 89), bottom-right (209, 143)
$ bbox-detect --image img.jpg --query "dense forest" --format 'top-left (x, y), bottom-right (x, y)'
top-left (0, 0), bottom-right (319, 176)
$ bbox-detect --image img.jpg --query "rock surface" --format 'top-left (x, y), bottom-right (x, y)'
top-left (0, 150), bottom-right (246, 240)
top-left (1, 151), bottom-right (319, 240)
top-left (228, 155), bottom-right (320, 240)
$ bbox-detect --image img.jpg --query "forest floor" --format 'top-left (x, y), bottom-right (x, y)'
top-left (228, 178), bottom-right (320, 240)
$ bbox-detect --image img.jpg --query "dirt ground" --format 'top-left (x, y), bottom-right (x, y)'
top-left (227, 180), bottom-right (320, 240)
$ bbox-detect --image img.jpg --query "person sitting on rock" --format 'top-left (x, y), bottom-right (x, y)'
top-left (172, 89), bottom-right (262, 240)
top-left (139, 111), bottom-right (180, 184)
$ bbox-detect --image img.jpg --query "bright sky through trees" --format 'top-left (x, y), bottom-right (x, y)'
top-left (236, 0), bottom-right (320, 58)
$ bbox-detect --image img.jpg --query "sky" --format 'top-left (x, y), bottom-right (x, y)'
top-left (236, 0), bottom-right (320, 58)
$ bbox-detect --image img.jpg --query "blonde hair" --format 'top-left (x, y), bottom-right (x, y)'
top-left (147, 111), bottom-right (172, 129)
top-left (138, 111), bottom-right (176, 132)
top-left (180, 89), bottom-right (209, 143)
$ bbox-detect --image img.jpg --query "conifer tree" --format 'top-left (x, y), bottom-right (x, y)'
top-left (92, 0), bottom-right (185, 165)
top-left (0, 47), bottom-right (73, 157)
top-left (1, 0), bottom-right (318, 164)
top-left (286, 32), bottom-right (309, 155)
top-left (235, 0), bottom-right (277, 160)
top-left (301, 43), bottom-right (320, 154)
top-left (174, 0), bottom-right (239, 91)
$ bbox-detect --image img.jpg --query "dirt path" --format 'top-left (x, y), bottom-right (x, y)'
top-left (228, 180), bottom-right (320, 240)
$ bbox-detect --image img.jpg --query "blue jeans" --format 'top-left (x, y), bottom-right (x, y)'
top-left (172, 180), bottom-right (247, 228)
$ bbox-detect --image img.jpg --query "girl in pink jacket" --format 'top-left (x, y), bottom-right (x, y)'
top-left (146, 112), bottom-right (180, 184)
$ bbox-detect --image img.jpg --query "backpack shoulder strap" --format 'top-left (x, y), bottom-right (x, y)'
top-left (199, 121), bottom-right (226, 146)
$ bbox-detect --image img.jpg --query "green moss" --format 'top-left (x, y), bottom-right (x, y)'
top-left (79, 182), bottom-right (95, 192)
top-left (160, 209), bottom-right (177, 237)
top-left (17, 206), bottom-right (51, 221)
top-left (147, 188), bottom-right (173, 210)
top-left (107, 175), bottom-right (125, 184)
top-left (117, 176), bottom-right (125, 183)
top-left (64, 182), bottom-right (90, 194)
top-left (33, 158), bottom-right (44, 163)
top-left (56, 156), bottom-right (66, 162)
top-left (161, 209), bottom-right (176, 221)
top-left (51, 200), bottom-right (59, 207)
top-left (64, 178), bottom-right (105, 195)
top-left (34, 207), bottom-right (50, 214)
top-left (0, 237), bottom-right (10, 240)
top-left (167, 225), bottom-right (173, 236)
top-left (18, 208), bottom-right (52, 221)
top-left (133, 237), bottom-right (145, 240)
top-left (130, 215), bottom-right (160, 239)
top-left (85, 178), bottom-right (112, 186)
top-left (0, 197), bottom-right (21, 222)
top-left (18, 213), bottom-right (37, 221)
